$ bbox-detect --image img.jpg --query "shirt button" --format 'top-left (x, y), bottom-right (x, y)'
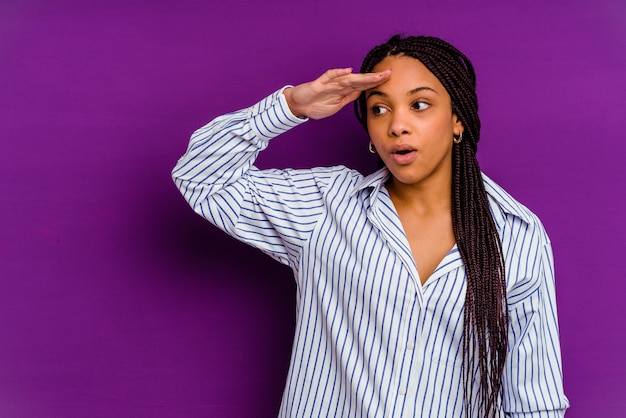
top-left (399, 387), bottom-right (406, 395)
top-left (407, 342), bottom-right (415, 350)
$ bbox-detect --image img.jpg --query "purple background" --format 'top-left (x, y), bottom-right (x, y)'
top-left (1, 1), bottom-right (624, 417)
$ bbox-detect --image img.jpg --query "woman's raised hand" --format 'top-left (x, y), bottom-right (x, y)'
top-left (283, 68), bottom-right (391, 120)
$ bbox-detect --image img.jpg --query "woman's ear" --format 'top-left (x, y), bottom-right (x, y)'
top-left (452, 114), bottom-right (464, 136)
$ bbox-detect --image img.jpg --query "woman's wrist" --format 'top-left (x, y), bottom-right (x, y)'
top-left (282, 87), bottom-right (307, 119)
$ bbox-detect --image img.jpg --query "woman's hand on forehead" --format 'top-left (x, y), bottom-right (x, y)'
top-left (283, 67), bottom-right (391, 120)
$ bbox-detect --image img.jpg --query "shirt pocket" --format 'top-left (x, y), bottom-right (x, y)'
top-left (421, 280), bottom-right (465, 368)
top-left (424, 340), bottom-right (463, 368)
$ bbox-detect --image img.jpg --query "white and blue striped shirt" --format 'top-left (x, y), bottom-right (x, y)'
top-left (172, 88), bottom-right (569, 417)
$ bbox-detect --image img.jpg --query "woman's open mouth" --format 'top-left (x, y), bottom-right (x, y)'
top-left (391, 149), bottom-right (417, 164)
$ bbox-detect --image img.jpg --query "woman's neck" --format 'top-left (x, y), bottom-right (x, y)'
top-left (386, 175), bottom-right (452, 216)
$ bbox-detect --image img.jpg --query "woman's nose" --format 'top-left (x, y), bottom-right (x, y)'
top-left (388, 110), bottom-right (412, 137)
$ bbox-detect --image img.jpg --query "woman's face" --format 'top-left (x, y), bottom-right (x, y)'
top-left (366, 55), bottom-right (463, 190)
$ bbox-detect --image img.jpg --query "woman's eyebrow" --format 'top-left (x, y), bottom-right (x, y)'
top-left (367, 86), bottom-right (439, 100)
top-left (408, 86), bottom-right (439, 96)
top-left (366, 90), bottom-right (386, 99)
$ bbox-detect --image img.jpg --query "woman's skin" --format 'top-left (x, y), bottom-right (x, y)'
top-left (283, 67), bottom-right (390, 120)
top-left (284, 56), bottom-right (463, 283)
top-left (367, 56), bottom-right (462, 283)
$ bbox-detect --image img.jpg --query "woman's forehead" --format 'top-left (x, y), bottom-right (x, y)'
top-left (370, 55), bottom-right (448, 97)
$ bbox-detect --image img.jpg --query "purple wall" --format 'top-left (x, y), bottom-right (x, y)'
top-left (1, 1), bottom-right (624, 416)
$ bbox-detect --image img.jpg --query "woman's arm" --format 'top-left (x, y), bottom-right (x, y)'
top-left (502, 233), bottom-right (570, 417)
top-left (172, 69), bottom-right (391, 267)
top-left (172, 88), bottom-right (320, 267)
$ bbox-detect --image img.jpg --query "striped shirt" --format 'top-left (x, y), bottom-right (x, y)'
top-left (172, 88), bottom-right (569, 417)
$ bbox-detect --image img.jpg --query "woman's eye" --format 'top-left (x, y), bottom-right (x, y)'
top-left (412, 101), bottom-right (429, 111)
top-left (371, 105), bottom-right (388, 116)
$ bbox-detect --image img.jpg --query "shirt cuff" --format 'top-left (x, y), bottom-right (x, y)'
top-left (249, 86), bottom-right (308, 141)
top-left (505, 409), bottom-right (566, 418)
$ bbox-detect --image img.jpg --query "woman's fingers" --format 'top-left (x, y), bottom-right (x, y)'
top-left (285, 68), bottom-right (391, 120)
top-left (322, 68), bottom-right (354, 81)
top-left (323, 69), bottom-right (391, 91)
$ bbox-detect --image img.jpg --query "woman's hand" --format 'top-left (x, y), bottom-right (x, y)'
top-left (283, 68), bottom-right (391, 120)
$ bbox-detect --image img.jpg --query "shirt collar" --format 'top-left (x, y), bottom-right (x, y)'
top-left (351, 169), bottom-right (533, 230)
top-left (350, 167), bottom-right (390, 198)
top-left (482, 174), bottom-right (534, 228)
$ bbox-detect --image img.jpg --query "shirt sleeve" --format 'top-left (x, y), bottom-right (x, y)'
top-left (502, 229), bottom-right (570, 417)
top-left (172, 87), bottom-right (332, 269)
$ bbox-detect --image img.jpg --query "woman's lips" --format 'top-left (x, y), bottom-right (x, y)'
top-left (391, 149), bottom-right (417, 165)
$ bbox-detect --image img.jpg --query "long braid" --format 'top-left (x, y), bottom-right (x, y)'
top-left (355, 35), bottom-right (508, 417)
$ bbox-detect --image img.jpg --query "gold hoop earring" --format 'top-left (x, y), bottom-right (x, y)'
top-left (368, 142), bottom-right (377, 154)
top-left (453, 132), bottom-right (463, 144)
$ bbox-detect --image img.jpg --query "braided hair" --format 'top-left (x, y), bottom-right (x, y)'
top-left (354, 35), bottom-right (508, 417)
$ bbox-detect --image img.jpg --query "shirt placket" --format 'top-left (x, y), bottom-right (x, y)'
top-left (389, 294), bottom-right (422, 417)
top-left (365, 187), bottom-right (429, 417)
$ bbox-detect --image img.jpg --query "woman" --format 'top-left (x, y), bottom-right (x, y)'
top-left (172, 35), bottom-right (568, 417)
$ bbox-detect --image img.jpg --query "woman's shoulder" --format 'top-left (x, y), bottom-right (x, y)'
top-left (275, 164), bottom-right (367, 193)
top-left (482, 173), bottom-right (547, 236)
top-left (298, 165), bottom-right (388, 201)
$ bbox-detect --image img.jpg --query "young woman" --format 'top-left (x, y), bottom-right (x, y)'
top-left (172, 35), bottom-right (568, 417)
